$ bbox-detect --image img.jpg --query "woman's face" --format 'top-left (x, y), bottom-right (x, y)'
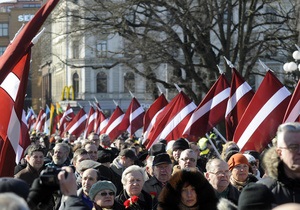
top-left (231, 164), bottom-right (249, 182)
top-left (181, 184), bottom-right (197, 207)
top-left (94, 190), bottom-right (115, 208)
top-left (124, 171), bottom-right (144, 196)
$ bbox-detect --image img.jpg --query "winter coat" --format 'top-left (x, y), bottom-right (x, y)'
top-left (116, 189), bottom-right (155, 210)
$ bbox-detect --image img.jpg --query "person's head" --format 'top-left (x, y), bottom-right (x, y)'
top-left (205, 158), bottom-right (230, 193)
top-left (145, 156), bottom-right (154, 176)
top-left (97, 150), bottom-right (112, 167)
top-left (100, 134), bottom-right (111, 148)
top-left (0, 178), bottom-right (29, 200)
top-left (189, 142), bottom-right (200, 159)
top-left (83, 141), bottom-right (98, 161)
top-left (25, 145), bottom-right (45, 171)
top-left (273, 203), bottom-right (300, 210)
top-left (152, 153), bottom-right (173, 184)
top-left (172, 138), bottom-right (189, 162)
top-left (276, 122), bottom-right (300, 179)
top-left (52, 143), bottom-right (70, 166)
top-left (72, 148), bottom-right (90, 172)
top-left (0, 193), bottom-right (29, 210)
top-left (221, 142), bottom-right (240, 161)
top-left (121, 165), bottom-right (147, 197)
top-left (119, 149), bottom-right (137, 168)
top-left (88, 132), bottom-right (100, 148)
top-left (227, 153), bottom-right (249, 182)
top-left (179, 149), bottom-right (197, 169)
top-left (159, 168), bottom-right (217, 209)
top-left (89, 181), bottom-right (117, 208)
top-left (243, 154), bottom-right (258, 176)
top-left (81, 168), bottom-right (100, 196)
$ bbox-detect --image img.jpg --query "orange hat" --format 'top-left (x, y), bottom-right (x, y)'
top-left (227, 153), bottom-right (249, 171)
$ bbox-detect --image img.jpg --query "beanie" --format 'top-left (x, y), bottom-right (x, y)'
top-left (172, 138), bottom-right (189, 151)
top-left (0, 178), bottom-right (29, 200)
top-left (227, 153), bottom-right (249, 171)
top-left (89, 180), bottom-right (117, 200)
top-left (238, 183), bottom-right (275, 210)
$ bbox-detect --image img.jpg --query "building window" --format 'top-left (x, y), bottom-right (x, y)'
top-left (96, 40), bottom-right (107, 57)
top-left (72, 73), bottom-right (79, 98)
top-left (72, 41), bottom-right (79, 58)
top-left (96, 72), bottom-right (107, 93)
top-left (0, 46), bottom-right (5, 55)
top-left (124, 71), bottom-right (135, 92)
top-left (0, 23), bottom-right (8, 37)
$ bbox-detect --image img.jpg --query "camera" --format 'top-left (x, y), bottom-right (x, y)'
top-left (39, 167), bottom-right (66, 190)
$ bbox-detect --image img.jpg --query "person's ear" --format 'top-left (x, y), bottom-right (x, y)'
top-left (204, 172), bottom-right (210, 180)
top-left (276, 148), bottom-right (282, 159)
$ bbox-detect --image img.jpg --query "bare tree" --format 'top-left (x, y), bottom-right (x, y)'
top-left (49, 0), bottom-right (298, 103)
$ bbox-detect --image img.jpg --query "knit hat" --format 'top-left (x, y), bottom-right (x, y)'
top-left (119, 148), bottom-right (137, 161)
top-left (238, 183), bottom-right (275, 210)
top-left (152, 153), bottom-right (172, 166)
top-left (172, 138), bottom-right (189, 151)
top-left (227, 153), bottom-right (249, 171)
top-left (0, 178), bottom-right (29, 200)
top-left (89, 180), bottom-right (117, 200)
top-left (149, 143), bottom-right (166, 156)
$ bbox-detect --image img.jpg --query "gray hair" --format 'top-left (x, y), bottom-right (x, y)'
top-left (121, 165), bottom-right (148, 185)
top-left (0, 193), bottom-right (29, 210)
top-left (276, 122), bottom-right (300, 147)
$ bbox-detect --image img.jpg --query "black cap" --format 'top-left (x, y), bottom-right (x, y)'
top-left (0, 178), bottom-right (29, 200)
top-left (149, 143), bottom-right (166, 156)
top-left (119, 148), bottom-right (137, 161)
top-left (172, 138), bottom-right (189, 151)
top-left (97, 150), bottom-right (112, 163)
top-left (152, 153), bottom-right (172, 166)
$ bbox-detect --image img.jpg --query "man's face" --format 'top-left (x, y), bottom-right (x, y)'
top-left (82, 169), bottom-right (98, 196)
top-left (153, 163), bottom-right (172, 183)
top-left (85, 143), bottom-right (98, 161)
top-left (26, 151), bottom-right (44, 171)
top-left (101, 136), bottom-right (111, 147)
top-left (205, 160), bottom-right (230, 193)
top-left (277, 131), bottom-right (300, 176)
top-left (74, 154), bottom-right (90, 171)
top-left (172, 149), bottom-right (183, 161)
top-left (121, 157), bottom-right (135, 168)
top-left (53, 146), bottom-right (68, 165)
top-left (179, 151), bottom-right (197, 169)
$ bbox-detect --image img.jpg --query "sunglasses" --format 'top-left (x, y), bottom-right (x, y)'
top-left (99, 191), bottom-right (115, 196)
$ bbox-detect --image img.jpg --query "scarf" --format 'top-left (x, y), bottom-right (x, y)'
top-left (178, 202), bottom-right (199, 210)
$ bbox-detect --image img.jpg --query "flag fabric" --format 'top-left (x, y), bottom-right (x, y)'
top-left (101, 105), bottom-right (125, 141)
top-left (83, 105), bottom-right (97, 138)
top-left (43, 105), bottom-right (51, 135)
top-left (118, 97), bottom-right (145, 137)
top-left (94, 102), bottom-right (108, 135)
top-left (0, 50), bottom-right (31, 176)
top-left (26, 107), bottom-right (36, 132)
top-left (183, 74), bottom-right (230, 140)
top-left (283, 80), bottom-right (300, 123)
top-left (146, 91), bottom-right (196, 149)
top-left (17, 110), bottom-right (31, 164)
top-left (142, 93), bottom-right (168, 143)
top-left (225, 68), bottom-right (254, 141)
top-left (58, 103), bottom-right (75, 136)
top-left (62, 108), bottom-right (87, 138)
top-left (49, 103), bottom-right (57, 135)
top-left (233, 70), bottom-right (291, 152)
top-left (34, 108), bottom-right (46, 133)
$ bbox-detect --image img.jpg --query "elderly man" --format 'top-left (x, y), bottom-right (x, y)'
top-left (205, 158), bottom-right (240, 205)
top-left (143, 153), bottom-right (173, 196)
top-left (258, 122), bottom-right (300, 205)
top-left (173, 149), bottom-right (197, 174)
top-left (46, 143), bottom-right (70, 167)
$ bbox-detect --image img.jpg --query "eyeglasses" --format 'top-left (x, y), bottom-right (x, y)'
top-left (209, 170), bottom-right (230, 176)
top-left (279, 144), bottom-right (299, 153)
top-left (99, 191), bottom-right (115, 196)
top-left (180, 157), bottom-right (196, 162)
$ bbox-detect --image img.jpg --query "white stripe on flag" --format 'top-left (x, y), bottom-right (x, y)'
top-left (88, 112), bottom-right (97, 124)
top-left (129, 107), bottom-right (144, 122)
top-left (143, 108), bottom-right (165, 141)
top-left (106, 114), bottom-right (124, 134)
top-left (183, 88), bottom-right (230, 133)
top-left (68, 114), bottom-right (87, 134)
top-left (225, 82), bottom-right (252, 117)
top-left (7, 107), bottom-right (21, 158)
top-left (284, 100), bottom-right (300, 123)
top-left (0, 72), bottom-right (20, 102)
top-left (237, 87), bottom-right (291, 149)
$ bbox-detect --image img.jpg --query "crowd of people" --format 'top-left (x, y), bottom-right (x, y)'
top-left (0, 121), bottom-right (300, 210)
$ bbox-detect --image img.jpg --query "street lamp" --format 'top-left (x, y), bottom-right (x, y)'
top-left (283, 44), bottom-right (300, 87)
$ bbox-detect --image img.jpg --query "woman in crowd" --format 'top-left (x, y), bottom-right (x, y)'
top-left (89, 180), bottom-right (124, 210)
top-left (158, 168), bottom-right (218, 210)
top-left (227, 153), bottom-right (257, 191)
top-left (115, 165), bottom-right (155, 210)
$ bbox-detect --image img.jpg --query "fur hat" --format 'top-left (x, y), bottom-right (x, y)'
top-left (227, 153), bottom-right (249, 171)
top-left (89, 180), bottom-right (117, 201)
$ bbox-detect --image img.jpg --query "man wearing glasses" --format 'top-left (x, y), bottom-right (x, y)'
top-left (258, 122), bottom-right (300, 205)
top-left (205, 158), bottom-right (240, 205)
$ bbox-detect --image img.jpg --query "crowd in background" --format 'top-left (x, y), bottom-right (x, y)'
top-left (0, 121), bottom-right (300, 210)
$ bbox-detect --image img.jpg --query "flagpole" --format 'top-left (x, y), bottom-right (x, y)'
top-left (212, 127), bottom-right (227, 143)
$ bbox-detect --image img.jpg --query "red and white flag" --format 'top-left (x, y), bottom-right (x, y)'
top-left (34, 108), bottom-right (46, 133)
top-left (183, 74), bottom-right (230, 140)
top-left (95, 105), bottom-right (108, 135)
top-left (17, 110), bottom-right (31, 163)
top-left (101, 105), bottom-right (125, 141)
top-left (26, 107), bottom-right (37, 132)
top-left (225, 68), bottom-right (254, 141)
top-left (59, 103), bottom-right (75, 136)
top-left (283, 80), bottom-right (300, 123)
top-left (146, 91), bottom-right (196, 149)
top-left (119, 97), bottom-right (145, 137)
top-left (142, 93), bottom-right (168, 143)
top-left (83, 105), bottom-right (96, 138)
top-left (233, 70), bottom-right (291, 152)
top-left (63, 108), bottom-right (87, 138)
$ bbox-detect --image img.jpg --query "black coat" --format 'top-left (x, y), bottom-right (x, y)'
top-left (116, 189), bottom-right (155, 210)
